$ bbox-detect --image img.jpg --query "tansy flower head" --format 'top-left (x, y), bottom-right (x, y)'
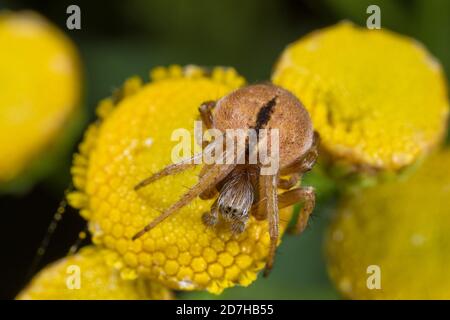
top-left (17, 246), bottom-right (173, 300)
top-left (272, 22), bottom-right (448, 182)
top-left (0, 11), bottom-right (82, 188)
top-left (325, 149), bottom-right (450, 299)
top-left (68, 65), bottom-right (294, 294)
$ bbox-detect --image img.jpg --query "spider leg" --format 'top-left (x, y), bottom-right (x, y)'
top-left (251, 185), bottom-right (314, 213)
top-left (253, 187), bottom-right (316, 234)
top-left (198, 164), bottom-right (219, 200)
top-left (198, 136), bottom-right (230, 200)
top-left (134, 157), bottom-right (198, 191)
top-left (198, 101), bottom-right (218, 148)
top-left (136, 101), bottom-right (219, 192)
top-left (132, 162), bottom-right (236, 240)
top-left (253, 171), bottom-right (269, 220)
top-left (251, 184), bottom-right (316, 276)
top-left (284, 186), bottom-right (315, 235)
top-left (263, 174), bottom-right (279, 277)
top-left (199, 100), bottom-right (216, 130)
top-left (251, 185), bottom-right (316, 234)
top-left (202, 199), bottom-right (219, 227)
top-left (135, 138), bottom-right (220, 191)
top-left (198, 100), bottom-right (224, 197)
top-left (278, 173), bottom-right (299, 190)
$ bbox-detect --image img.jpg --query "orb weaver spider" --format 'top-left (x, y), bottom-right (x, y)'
top-left (133, 83), bottom-right (318, 276)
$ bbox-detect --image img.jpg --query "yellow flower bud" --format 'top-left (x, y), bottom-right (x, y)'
top-left (17, 246), bottom-right (173, 300)
top-left (273, 22), bottom-right (448, 180)
top-left (0, 11), bottom-right (82, 186)
top-left (326, 149), bottom-right (450, 299)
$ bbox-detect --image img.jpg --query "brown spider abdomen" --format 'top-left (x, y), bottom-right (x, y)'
top-left (212, 83), bottom-right (314, 168)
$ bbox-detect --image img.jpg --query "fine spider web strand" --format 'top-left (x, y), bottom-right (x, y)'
top-left (67, 225), bottom-right (89, 256)
top-left (24, 186), bottom-right (73, 283)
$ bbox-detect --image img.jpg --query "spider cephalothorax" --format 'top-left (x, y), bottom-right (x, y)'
top-left (133, 83), bottom-right (319, 275)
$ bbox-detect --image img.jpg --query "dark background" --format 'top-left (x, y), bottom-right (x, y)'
top-left (0, 0), bottom-right (448, 299)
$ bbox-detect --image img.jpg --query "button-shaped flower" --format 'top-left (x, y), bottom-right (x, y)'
top-left (0, 11), bottom-right (82, 188)
top-left (326, 149), bottom-right (450, 299)
top-left (18, 246), bottom-right (173, 300)
top-left (273, 22), bottom-right (448, 183)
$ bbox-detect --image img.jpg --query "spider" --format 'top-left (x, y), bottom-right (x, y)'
top-left (133, 83), bottom-right (319, 276)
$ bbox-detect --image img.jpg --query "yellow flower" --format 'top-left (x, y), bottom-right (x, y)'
top-left (273, 22), bottom-right (448, 178)
top-left (0, 11), bottom-right (82, 185)
top-left (325, 149), bottom-right (450, 299)
top-left (17, 246), bottom-right (173, 300)
top-left (68, 65), bottom-right (294, 294)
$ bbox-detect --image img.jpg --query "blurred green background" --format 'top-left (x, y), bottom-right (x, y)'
top-left (1, 0), bottom-right (448, 299)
